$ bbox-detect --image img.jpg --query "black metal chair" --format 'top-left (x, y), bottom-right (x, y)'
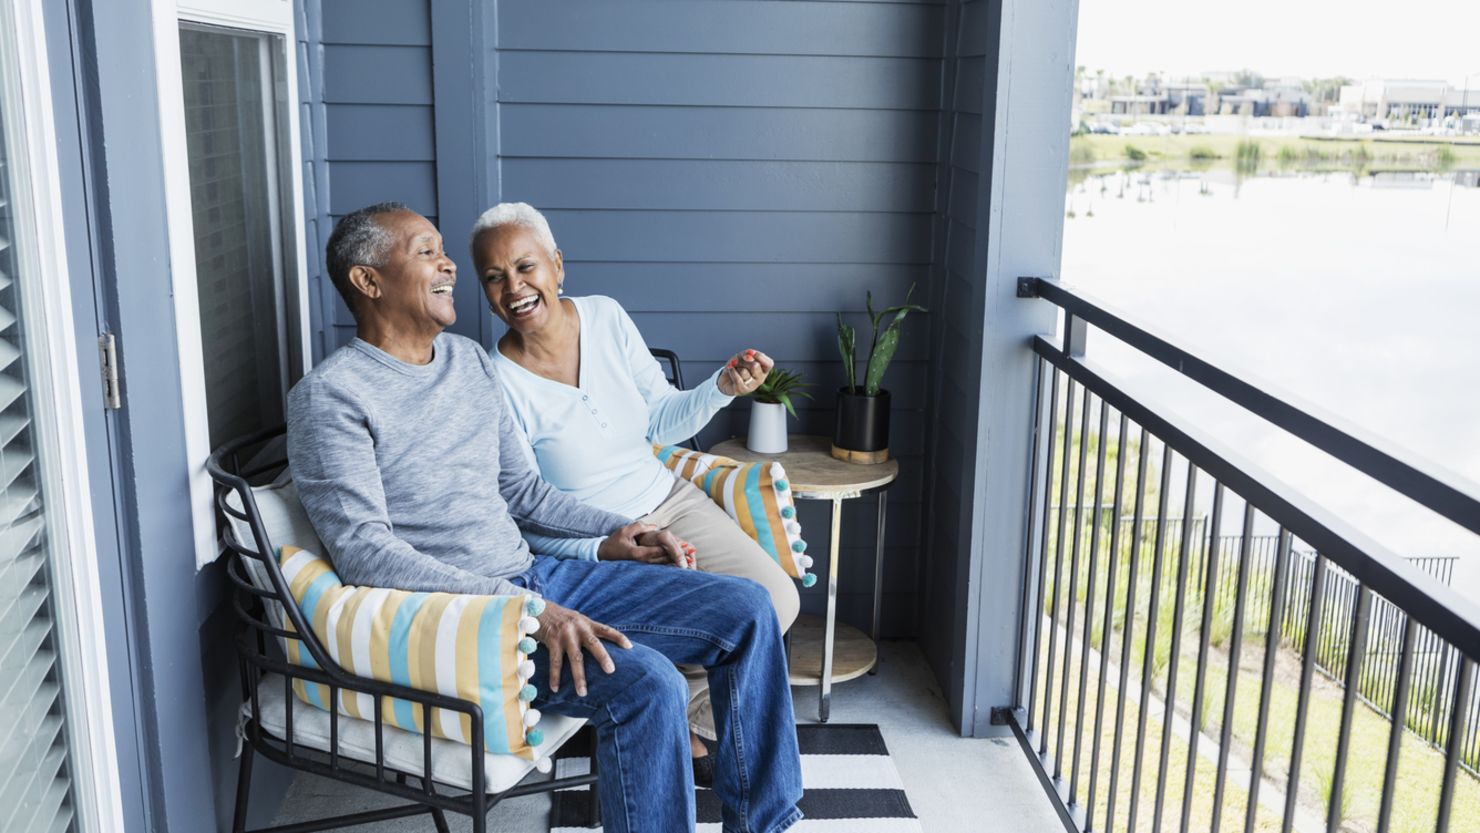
top-left (649, 347), bottom-right (701, 451)
top-left (210, 426), bottom-right (600, 833)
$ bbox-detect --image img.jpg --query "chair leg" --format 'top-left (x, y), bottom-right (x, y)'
top-left (423, 778), bottom-right (452, 833)
top-left (232, 746), bottom-right (255, 833)
top-left (587, 730), bottom-right (602, 829)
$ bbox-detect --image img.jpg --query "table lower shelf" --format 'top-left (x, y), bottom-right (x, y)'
top-left (785, 613), bottom-right (878, 686)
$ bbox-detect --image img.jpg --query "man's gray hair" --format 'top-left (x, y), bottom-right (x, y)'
top-left (325, 201), bottom-right (410, 313)
top-left (470, 202), bottom-right (558, 258)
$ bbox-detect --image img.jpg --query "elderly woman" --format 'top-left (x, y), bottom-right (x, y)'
top-left (471, 202), bottom-right (801, 777)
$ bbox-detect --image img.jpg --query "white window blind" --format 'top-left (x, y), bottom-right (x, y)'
top-left (0, 60), bottom-right (79, 833)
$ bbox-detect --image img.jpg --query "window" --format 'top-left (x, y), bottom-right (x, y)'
top-left (155, 1), bottom-right (309, 566)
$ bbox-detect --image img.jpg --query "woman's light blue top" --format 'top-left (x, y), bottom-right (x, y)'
top-left (493, 295), bottom-right (735, 559)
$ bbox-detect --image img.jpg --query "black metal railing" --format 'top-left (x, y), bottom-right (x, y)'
top-left (999, 278), bottom-right (1480, 833)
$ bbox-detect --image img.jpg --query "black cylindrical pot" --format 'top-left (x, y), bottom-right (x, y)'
top-left (833, 387), bottom-right (890, 455)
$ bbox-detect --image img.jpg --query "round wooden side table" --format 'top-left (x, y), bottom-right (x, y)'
top-left (710, 435), bottom-right (899, 722)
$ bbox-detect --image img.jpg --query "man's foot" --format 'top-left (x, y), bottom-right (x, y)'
top-left (691, 732), bottom-right (715, 789)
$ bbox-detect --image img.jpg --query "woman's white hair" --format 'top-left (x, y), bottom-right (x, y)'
top-left (470, 202), bottom-right (558, 257)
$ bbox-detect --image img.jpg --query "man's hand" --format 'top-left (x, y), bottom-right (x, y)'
top-left (533, 601), bottom-right (631, 697)
top-left (597, 521), bottom-right (694, 568)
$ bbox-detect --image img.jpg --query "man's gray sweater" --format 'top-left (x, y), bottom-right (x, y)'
top-left (286, 334), bottom-right (630, 597)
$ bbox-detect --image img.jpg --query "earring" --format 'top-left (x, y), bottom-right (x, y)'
top-left (557, 284), bottom-right (565, 296)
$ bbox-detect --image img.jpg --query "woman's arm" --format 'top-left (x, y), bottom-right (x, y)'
top-left (612, 301), bottom-right (736, 445)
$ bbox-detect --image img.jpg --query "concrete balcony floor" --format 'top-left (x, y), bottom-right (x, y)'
top-left (272, 641), bottom-right (1064, 832)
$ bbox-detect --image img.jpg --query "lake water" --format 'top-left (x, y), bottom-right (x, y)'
top-left (1059, 166), bottom-right (1480, 595)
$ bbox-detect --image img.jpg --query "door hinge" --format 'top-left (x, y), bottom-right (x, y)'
top-left (98, 333), bottom-right (121, 410)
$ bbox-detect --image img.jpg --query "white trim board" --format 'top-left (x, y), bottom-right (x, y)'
top-left (150, 0), bottom-right (312, 569)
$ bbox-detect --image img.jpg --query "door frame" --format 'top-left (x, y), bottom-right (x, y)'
top-left (3, 1), bottom-right (129, 829)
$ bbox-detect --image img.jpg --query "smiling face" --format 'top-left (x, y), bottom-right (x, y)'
top-left (350, 210), bottom-right (457, 334)
top-left (472, 223), bottom-right (565, 333)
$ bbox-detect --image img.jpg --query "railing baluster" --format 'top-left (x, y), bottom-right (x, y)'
top-left (1070, 399), bottom-right (1111, 807)
top-left (1212, 502), bottom-right (1257, 833)
top-left (1377, 616), bottom-right (1419, 833)
top-left (1180, 481), bottom-right (1225, 833)
top-left (1327, 585), bottom-right (1372, 833)
top-left (1127, 443), bottom-right (1175, 833)
top-left (1041, 380), bottom-right (1079, 758)
top-left (1024, 360), bottom-right (1058, 736)
top-left (1282, 554), bottom-right (1327, 833)
top-left (1436, 658), bottom-right (1476, 833)
top-left (1086, 411), bottom-right (1130, 832)
top-left (1104, 428), bottom-right (1151, 833)
top-left (1056, 391), bottom-right (1095, 780)
top-left (1245, 528), bottom-right (1293, 833)
top-left (1153, 462), bottom-right (1199, 832)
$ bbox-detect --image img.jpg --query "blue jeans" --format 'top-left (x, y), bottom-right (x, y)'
top-left (514, 556), bottom-right (804, 833)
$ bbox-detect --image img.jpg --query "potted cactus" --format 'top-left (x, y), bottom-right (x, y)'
top-left (743, 367), bottom-right (812, 454)
top-left (833, 285), bottom-right (926, 463)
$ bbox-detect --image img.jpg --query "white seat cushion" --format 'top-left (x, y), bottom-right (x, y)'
top-left (245, 673), bottom-right (587, 793)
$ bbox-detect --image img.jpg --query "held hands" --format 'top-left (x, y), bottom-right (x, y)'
top-left (532, 600), bottom-right (631, 697)
top-left (597, 521), bottom-right (697, 568)
top-left (718, 348), bottom-right (774, 397)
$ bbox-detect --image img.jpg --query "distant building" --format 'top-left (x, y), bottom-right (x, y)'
top-left (1338, 79), bottom-right (1480, 123)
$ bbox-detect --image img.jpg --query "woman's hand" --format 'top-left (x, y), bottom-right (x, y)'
top-left (598, 521), bottom-right (695, 568)
top-left (533, 600), bottom-right (631, 697)
top-left (718, 348), bottom-right (774, 396)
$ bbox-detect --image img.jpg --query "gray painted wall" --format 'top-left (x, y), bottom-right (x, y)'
top-left (305, 0), bottom-right (951, 638)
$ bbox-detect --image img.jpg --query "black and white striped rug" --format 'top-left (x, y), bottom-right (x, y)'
top-left (549, 724), bottom-right (922, 832)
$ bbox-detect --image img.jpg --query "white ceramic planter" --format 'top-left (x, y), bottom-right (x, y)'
top-left (746, 400), bottom-right (789, 454)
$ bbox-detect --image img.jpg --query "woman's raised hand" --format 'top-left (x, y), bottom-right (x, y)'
top-left (719, 348), bottom-right (774, 396)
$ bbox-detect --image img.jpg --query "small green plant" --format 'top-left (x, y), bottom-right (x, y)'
top-left (1188, 144), bottom-right (1219, 160)
top-left (1123, 143), bottom-right (1148, 162)
top-left (1277, 145), bottom-right (1301, 166)
top-left (1070, 142), bottom-right (1097, 164)
top-left (744, 368), bottom-right (812, 418)
top-left (836, 284), bottom-right (927, 396)
top-left (1235, 139), bottom-right (1262, 173)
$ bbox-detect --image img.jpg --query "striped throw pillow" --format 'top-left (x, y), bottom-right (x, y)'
top-left (276, 546), bottom-right (548, 761)
top-left (652, 446), bottom-right (815, 587)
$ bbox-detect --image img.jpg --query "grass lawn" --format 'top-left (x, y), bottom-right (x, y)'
top-left (1068, 133), bottom-right (1480, 172)
top-left (1033, 518), bottom-right (1480, 832)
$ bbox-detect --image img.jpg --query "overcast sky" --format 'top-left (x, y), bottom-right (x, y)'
top-left (1074, 0), bottom-right (1480, 85)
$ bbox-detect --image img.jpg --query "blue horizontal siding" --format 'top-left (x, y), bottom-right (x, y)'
top-left (498, 0), bottom-right (946, 58)
top-left (499, 52), bottom-right (942, 110)
top-left (322, 45), bottom-right (433, 104)
top-left (327, 161), bottom-right (438, 215)
top-left (542, 210), bottom-right (933, 263)
top-left (503, 159), bottom-right (937, 212)
top-left (322, 0), bottom-right (429, 44)
top-left (563, 263), bottom-right (925, 313)
top-left (325, 104), bottom-right (436, 160)
top-left (499, 104), bottom-right (940, 162)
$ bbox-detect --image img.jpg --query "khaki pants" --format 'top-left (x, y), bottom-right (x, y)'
top-left (639, 478), bottom-right (801, 740)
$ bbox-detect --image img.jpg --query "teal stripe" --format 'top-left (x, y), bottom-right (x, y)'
top-left (477, 598), bottom-right (512, 754)
top-left (743, 466), bottom-right (781, 564)
top-left (293, 571), bottom-right (340, 709)
top-left (701, 466), bottom-right (723, 493)
top-left (387, 593), bottom-right (429, 730)
top-left (656, 445), bottom-right (675, 465)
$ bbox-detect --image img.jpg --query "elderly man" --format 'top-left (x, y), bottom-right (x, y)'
top-left (287, 202), bottom-right (803, 833)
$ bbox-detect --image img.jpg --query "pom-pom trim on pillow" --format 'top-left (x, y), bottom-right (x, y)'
top-left (652, 445), bottom-right (812, 584)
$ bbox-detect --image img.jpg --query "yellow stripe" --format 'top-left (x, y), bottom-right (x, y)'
top-left (410, 593), bottom-right (454, 735)
top-left (453, 596), bottom-right (488, 744)
top-left (333, 590), bottom-right (370, 721)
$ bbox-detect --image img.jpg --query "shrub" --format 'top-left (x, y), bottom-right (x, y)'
top-left (1277, 145), bottom-right (1301, 165)
top-left (1070, 142), bottom-right (1097, 164)
top-left (1235, 140), bottom-right (1262, 172)
top-left (1188, 145), bottom-right (1219, 160)
top-left (1123, 143), bottom-right (1148, 162)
